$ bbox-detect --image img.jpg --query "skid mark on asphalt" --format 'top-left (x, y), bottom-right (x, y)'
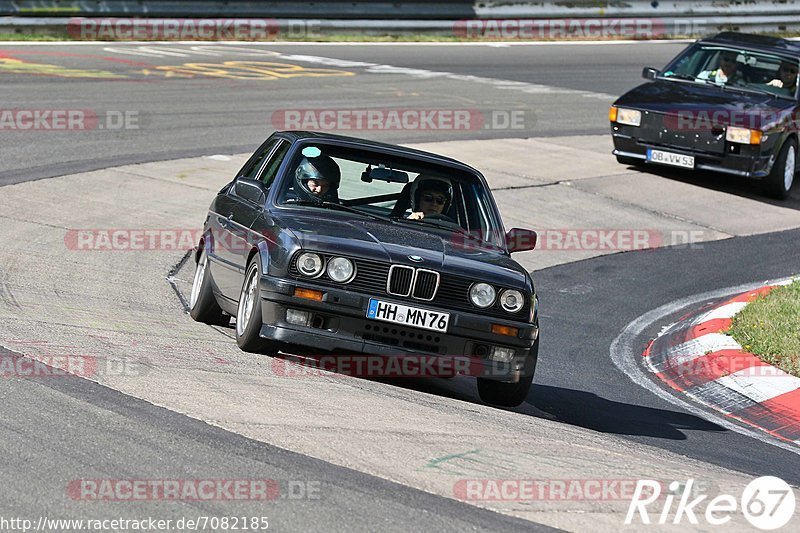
top-left (0, 269), bottom-right (21, 311)
top-left (567, 179), bottom-right (738, 237)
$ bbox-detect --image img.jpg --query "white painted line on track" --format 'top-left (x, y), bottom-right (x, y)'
top-left (276, 52), bottom-right (616, 99)
top-left (609, 279), bottom-right (800, 456)
top-left (692, 301), bottom-right (747, 324)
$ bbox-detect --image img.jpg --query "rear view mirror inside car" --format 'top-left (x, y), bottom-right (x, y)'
top-left (361, 165), bottom-right (409, 183)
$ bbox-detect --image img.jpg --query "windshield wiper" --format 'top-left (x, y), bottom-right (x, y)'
top-left (284, 199), bottom-right (394, 223)
top-left (662, 73), bottom-right (698, 82)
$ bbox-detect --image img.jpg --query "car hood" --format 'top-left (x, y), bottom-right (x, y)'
top-left (275, 210), bottom-right (529, 288)
top-left (615, 80), bottom-right (795, 130)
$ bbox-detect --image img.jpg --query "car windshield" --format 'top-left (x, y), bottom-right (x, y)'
top-left (277, 142), bottom-right (505, 247)
top-left (660, 44), bottom-right (798, 99)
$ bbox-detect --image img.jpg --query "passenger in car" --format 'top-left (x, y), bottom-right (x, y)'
top-left (408, 175), bottom-right (453, 220)
top-left (697, 51), bottom-right (744, 85)
top-left (768, 60), bottom-right (798, 94)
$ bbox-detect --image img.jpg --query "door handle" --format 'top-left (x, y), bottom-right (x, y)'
top-left (217, 213), bottom-right (234, 227)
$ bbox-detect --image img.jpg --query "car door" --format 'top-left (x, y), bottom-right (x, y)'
top-left (210, 139), bottom-right (279, 300)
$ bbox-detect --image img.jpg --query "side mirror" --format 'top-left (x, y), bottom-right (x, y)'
top-left (642, 67), bottom-right (660, 80)
top-left (506, 228), bottom-right (537, 253)
top-left (235, 177), bottom-right (266, 205)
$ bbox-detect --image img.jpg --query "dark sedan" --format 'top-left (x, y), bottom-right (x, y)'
top-left (189, 131), bottom-right (540, 407)
top-left (610, 32), bottom-right (799, 198)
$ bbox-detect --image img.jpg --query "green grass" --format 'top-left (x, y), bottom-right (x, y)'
top-left (728, 280), bottom-right (800, 377)
top-left (0, 32), bottom-right (69, 41)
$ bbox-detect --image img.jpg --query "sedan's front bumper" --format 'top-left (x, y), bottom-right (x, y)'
top-left (611, 127), bottom-right (775, 178)
top-left (257, 275), bottom-right (538, 382)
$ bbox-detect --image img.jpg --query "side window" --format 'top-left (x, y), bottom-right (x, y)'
top-left (260, 140), bottom-right (291, 188)
top-left (238, 140), bottom-right (277, 180)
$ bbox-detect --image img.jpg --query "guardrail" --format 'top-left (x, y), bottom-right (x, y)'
top-left (2, 1), bottom-right (800, 19)
top-left (0, 1), bottom-right (798, 39)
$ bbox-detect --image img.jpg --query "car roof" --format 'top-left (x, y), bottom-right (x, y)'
top-left (274, 130), bottom-right (482, 175)
top-left (699, 32), bottom-right (800, 58)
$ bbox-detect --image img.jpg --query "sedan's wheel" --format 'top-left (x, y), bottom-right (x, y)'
top-left (236, 255), bottom-right (279, 353)
top-left (764, 139), bottom-right (796, 199)
top-left (189, 248), bottom-right (228, 326)
top-left (477, 337), bottom-right (538, 407)
top-left (477, 372), bottom-right (534, 407)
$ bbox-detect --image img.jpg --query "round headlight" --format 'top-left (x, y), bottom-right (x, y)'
top-left (500, 289), bottom-right (524, 313)
top-left (327, 257), bottom-right (355, 283)
top-left (297, 252), bottom-right (324, 278)
top-left (469, 283), bottom-right (496, 308)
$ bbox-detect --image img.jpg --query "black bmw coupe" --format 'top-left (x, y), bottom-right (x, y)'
top-left (189, 131), bottom-right (540, 406)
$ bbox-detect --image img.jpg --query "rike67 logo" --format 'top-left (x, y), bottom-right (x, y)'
top-left (626, 477), bottom-right (796, 530)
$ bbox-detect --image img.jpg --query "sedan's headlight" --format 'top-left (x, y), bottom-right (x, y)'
top-left (726, 126), bottom-right (763, 145)
top-left (610, 106), bottom-right (642, 127)
top-left (326, 257), bottom-right (355, 283)
top-left (499, 289), bottom-right (525, 313)
top-left (296, 252), bottom-right (324, 278)
top-left (470, 283), bottom-right (496, 308)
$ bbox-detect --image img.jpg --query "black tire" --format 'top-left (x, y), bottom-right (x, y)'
top-left (763, 139), bottom-right (797, 200)
top-left (189, 248), bottom-right (228, 326)
top-left (235, 255), bottom-right (280, 354)
top-left (616, 155), bottom-right (642, 166)
top-left (477, 337), bottom-right (538, 407)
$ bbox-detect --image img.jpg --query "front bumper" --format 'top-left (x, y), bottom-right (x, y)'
top-left (611, 126), bottom-right (774, 178)
top-left (258, 275), bottom-right (539, 382)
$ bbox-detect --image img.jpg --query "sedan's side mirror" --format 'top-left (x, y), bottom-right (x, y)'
top-left (235, 177), bottom-right (267, 205)
top-left (642, 67), bottom-right (660, 80)
top-left (506, 228), bottom-right (537, 253)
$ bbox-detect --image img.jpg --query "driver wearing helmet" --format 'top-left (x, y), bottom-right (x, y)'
top-left (294, 154), bottom-right (341, 202)
top-left (408, 175), bottom-right (453, 221)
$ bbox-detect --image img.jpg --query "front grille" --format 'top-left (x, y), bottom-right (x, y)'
top-left (387, 265), bottom-right (414, 296)
top-left (412, 269), bottom-right (439, 301)
top-left (289, 252), bottom-right (529, 320)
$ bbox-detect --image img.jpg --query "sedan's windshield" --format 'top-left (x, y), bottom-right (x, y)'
top-left (277, 142), bottom-right (505, 247)
top-left (660, 44), bottom-right (798, 99)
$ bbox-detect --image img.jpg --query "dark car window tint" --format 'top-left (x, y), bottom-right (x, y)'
top-left (260, 140), bottom-right (290, 188)
top-left (239, 140), bottom-right (277, 180)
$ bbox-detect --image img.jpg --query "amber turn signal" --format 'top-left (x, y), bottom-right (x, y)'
top-left (491, 324), bottom-right (519, 337)
top-left (294, 288), bottom-right (324, 301)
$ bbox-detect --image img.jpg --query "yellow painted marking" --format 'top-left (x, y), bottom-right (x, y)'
top-left (152, 60), bottom-right (355, 80)
top-left (0, 57), bottom-right (127, 79)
